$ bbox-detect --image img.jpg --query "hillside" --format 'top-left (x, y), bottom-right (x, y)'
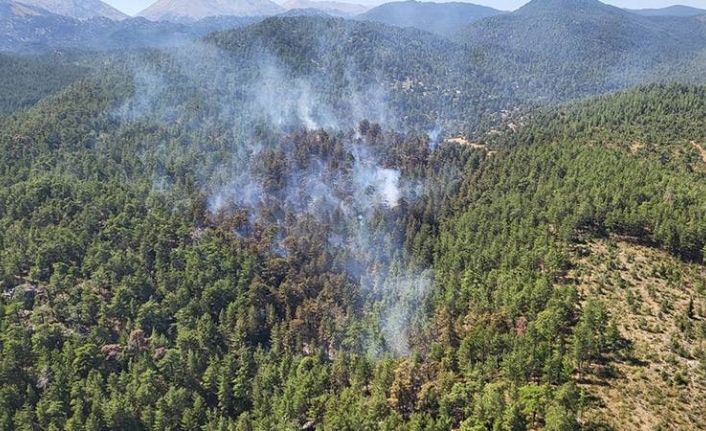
top-left (357, 0), bottom-right (503, 37)
top-left (455, 0), bottom-right (706, 103)
top-left (202, 11), bottom-right (706, 132)
top-left (573, 240), bottom-right (706, 430)
top-left (0, 38), bottom-right (705, 428)
top-left (628, 5), bottom-right (706, 17)
top-left (436, 84), bottom-right (706, 430)
top-left (0, 0), bottom-right (52, 17)
top-left (3, 2), bottom-right (706, 119)
top-left (138, 0), bottom-right (284, 22)
top-left (14, 0), bottom-right (127, 20)
top-left (283, 0), bottom-right (368, 17)
top-left (0, 1), bottom-right (87, 50)
top-left (0, 4), bottom-right (258, 52)
top-left (278, 7), bottom-right (332, 17)
top-left (205, 16), bottom-right (466, 130)
top-left (489, 83), bottom-right (706, 167)
top-left (0, 52), bottom-right (88, 114)
top-left (2, 3), bottom-right (706, 430)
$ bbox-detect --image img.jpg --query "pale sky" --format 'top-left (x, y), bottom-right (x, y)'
top-left (105, 0), bottom-right (706, 16)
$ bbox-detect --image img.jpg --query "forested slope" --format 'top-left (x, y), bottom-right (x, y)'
top-left (1, 43), bottom-right (705, 430)
top-left (1, 7), bottom-right (706, 431)
top-left (206, 16), bottom-right (466, 130)
top-left (4, 6), bottom-right (706, 133)
top-left (490, 84), bottom-right (706, 178)
top-left (455, 0), bottom-right (706, 105)
top-left (0, 53), bottom-right (88, 114)
top-left (356, 1), bottom-right (503, 37)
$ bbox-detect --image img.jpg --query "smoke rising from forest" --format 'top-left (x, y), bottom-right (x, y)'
top-left (112, 35), bottom-right (436, 357)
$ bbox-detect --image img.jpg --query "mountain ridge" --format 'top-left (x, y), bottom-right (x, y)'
top-left (137, 0), bottom-right (285, 22)
top-left (628, 4), bottom-right (706, 17)
top-left (513, 0), bottom-right (624, 17)
top-left (282, 0), bottom-right (368, 17)
top-left (357, 0), bottom-right (503, 37)
top-left (453, 0), bottom-right (706, 103)
top-left (0, 1), bottom-right (259, 51)
top-left (10, 0), bottom-right (127, 20)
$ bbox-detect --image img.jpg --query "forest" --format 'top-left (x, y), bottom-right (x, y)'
top-left (1, 2), bottom-right (706, 430)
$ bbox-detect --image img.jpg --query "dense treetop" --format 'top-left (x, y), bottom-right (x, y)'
top-left (1, 6), bottom-right (706, 429)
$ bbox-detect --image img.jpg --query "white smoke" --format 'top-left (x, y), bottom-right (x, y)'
top-left (110, 31), bottom-right (430, 358)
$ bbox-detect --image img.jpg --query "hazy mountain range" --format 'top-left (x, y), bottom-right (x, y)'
top-left (358, 0), bottom-right (503, 36)
top-left (137, 0), bottom-right (372, 21)
top-left (0, 0), bottom-right (704, 61)
top-left (201, 0), bottom-right (706, 116)
top-left (137, 0), bottom-right (284, 22)
top-left (628, 4), bottom-right (706, 16)
top-left (1, 0), bottom-right (705, 83)
top-left (7, 0), bottom-right (127, 20)
top-left (1, 0), bottom-right (703, 27)
top-left (282, 0), bottom-right (369, 17)
top-left (0, 0), bottom-right (259, 50)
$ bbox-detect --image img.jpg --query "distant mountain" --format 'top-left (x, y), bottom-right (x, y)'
top-left (278, 7), bottom-right (333, 17)
top-left (14, 0), bottom-right (127, 20)
top-left (358, 0), bottom-right (503, 36)
top-left (199, 9), bottom-right (706, 129)
top-left (0, 1), bottom-right (258, 51)
top-left (138, 0), bottom-right (284, 22)
top-left (205, 16), bottom-right (465, 128)
top-left (0, 0), bottom-right (53, 18)
top-left (187, 14), bottom-right (261, 32)
top-left (462, 0), bottom-right (706, 56)
top-left (628, 5), bottom-right (706, 17)
top-left (455, 0), bottom-right (706, 101)
top-left (282, 0), bottom-right (368, 17)
top-left (3, 0), bottom-right (706, 123)
top-left (0, 1), bottom-right (85, 49)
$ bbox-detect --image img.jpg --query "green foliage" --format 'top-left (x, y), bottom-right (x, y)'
top-left (1, 33), bottom-right (706, 429)
top-left (0, 53), bottom-right (88, 115)
top-left (456, 0), bottom-right (706, 109)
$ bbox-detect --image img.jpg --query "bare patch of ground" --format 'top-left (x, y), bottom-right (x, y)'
top-left (569, 239), bottom-right (706, 431)
top-left (447, 137), bottom-right (495, 155)
top-left (629, 141), bottom-right (644, 154)
top-left (691, 141), bottom-right (706, 164)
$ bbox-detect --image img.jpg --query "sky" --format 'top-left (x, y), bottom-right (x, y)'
top-left (104, 0), bottom-right (706, 16)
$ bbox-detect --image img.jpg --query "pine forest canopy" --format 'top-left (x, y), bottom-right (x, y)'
top-left (0, 0), bottom-right (706, 430)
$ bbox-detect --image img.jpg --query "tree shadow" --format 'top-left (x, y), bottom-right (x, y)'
top-left (611, 337), bottom-right (649, 367)
top-left (582, 421), bottom-right (617, 431)
top-left (621, 356), bottom-right (648, 367)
